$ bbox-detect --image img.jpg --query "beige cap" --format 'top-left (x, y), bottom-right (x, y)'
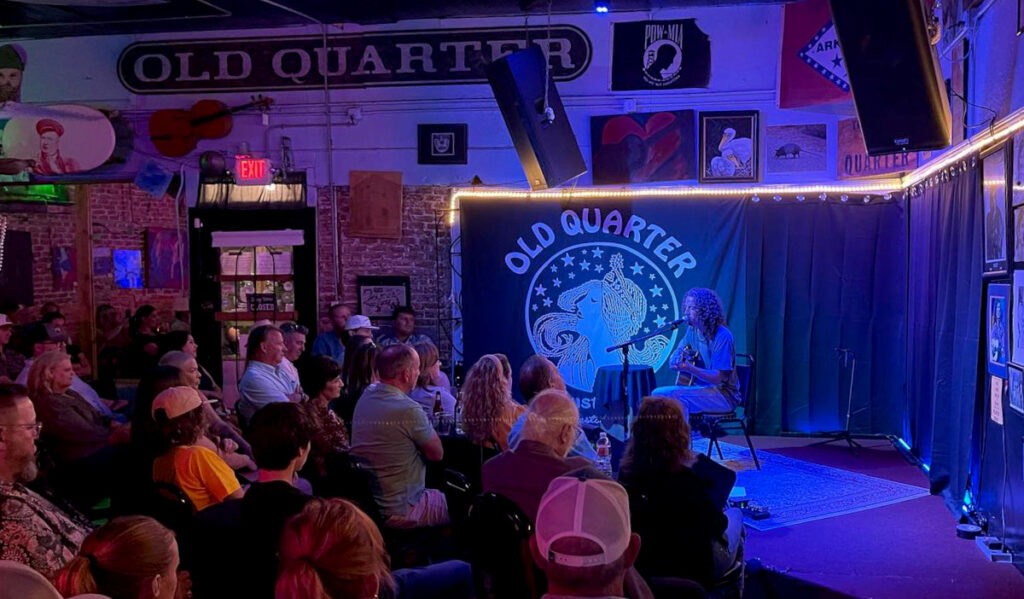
top-left (151, 386), bottom-right (207, 420)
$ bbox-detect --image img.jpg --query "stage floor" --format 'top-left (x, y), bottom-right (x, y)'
top-left (721, 435), bottom-right (1024, 599)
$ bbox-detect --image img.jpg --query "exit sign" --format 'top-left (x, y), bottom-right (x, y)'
top-left (235, 156), bottom-right (272, 185)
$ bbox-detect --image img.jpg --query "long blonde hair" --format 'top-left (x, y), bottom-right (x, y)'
top-left (460, 354), bottom-right (513, 445)
top-left (26, 350), bottom-right (70, 398)
top-left (276, 498), bottom-right (393, 599)
top-left (55, 516), bottom-right (176, 599)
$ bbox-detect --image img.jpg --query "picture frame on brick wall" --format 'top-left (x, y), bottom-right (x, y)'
top-left (357, 275), bottom-right (411, 319)
top-left (52, 246), bottom-right (76, 291)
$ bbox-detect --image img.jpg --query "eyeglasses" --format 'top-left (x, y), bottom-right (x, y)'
top-left (0, 422), bottom-right (43, 436)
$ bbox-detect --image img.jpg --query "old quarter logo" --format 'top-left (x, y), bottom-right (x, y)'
top-left (642, 23), bottom-right (685, 87)
top-left (506, 208), bottom-right (697, 394)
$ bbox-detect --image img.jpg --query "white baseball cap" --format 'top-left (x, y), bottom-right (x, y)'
top-left (534, 476), bottom-right (632, 567)
top-left (345, 314), bottom-right (379, 331)
top-left (0, 314), bottom-right (12, 328)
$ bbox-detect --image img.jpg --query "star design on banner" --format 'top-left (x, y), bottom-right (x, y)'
top-left (592, 247), bottom-right (604, 258)
top-left (654, 315), bottom-right (667, 327)
top-left (630, 262), bottom-right (644, 275)
top-left (594, 263), bottom-right (605, 273)
top-left (580, 259), bottom-right (591, 271)
top-left (662, 304), bottom-right (669, 311)
top-left (532, 304), bottom-right (538, 311)
top-left (561, 253), bottom-right (575, 267)
top-left (543, 297), bottom-right (553, 308)
top-left (553, 277), bottom-right (562, 288)
top-left (568, 272), bottom-right (576, 279)
top-left (644, 327), bottom-right (650, 333)
top-left (650, 305), bottom-right (658, 314)
top-left (550, 265), bottom-right (558, 273)
top-left (650, 285), bottom-right (663, 297)
top-left (649, 273), bottom-right (656, 280)
top-left (535, 284), bottom-right (547, 296)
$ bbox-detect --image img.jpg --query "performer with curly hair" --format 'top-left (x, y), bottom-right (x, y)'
top-left (651, 287), bottom-right (740, 418)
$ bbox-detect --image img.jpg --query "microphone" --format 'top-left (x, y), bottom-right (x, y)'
top-left (665, 315), bottom-right (688, 328)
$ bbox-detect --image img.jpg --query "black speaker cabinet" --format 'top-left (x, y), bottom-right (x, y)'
top-left (829, 0), bottom-right (951, 155)
top-left (486, 44), bottom-right (587, 190)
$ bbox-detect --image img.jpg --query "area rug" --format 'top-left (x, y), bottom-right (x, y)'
top-left (691, 439), bottom-right (930, 531)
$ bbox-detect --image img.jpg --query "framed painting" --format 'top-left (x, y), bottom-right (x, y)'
top-left (1013, 270), bottom-right (1024, 367)
top-left (590, 110), bottom-right (696, 184)
top-left (146, 227), bottom-right (184, 289)
top-left (983, 145), bottom-right (1008, 274)
top-left (417, 123), bottom-right (468, 165)
top-left (699, 110), bottom-right (759, 183)
top-left (765, 124), bottom-right (827, 174)
top-left (1009, 364), bottom-right (1024, 415)
top-left (989, 283), bottom-right (1010, 378)
top-left (357, 275), bottom-right (411, 319)
top-left (113, 249), bottom-right (143, 289)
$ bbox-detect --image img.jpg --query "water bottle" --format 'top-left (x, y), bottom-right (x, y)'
top-left (596, 432), bottom-right (612, 477)
top-left (454, 392), bottom-right (464, 436)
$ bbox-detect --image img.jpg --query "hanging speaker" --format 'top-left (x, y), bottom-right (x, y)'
top-left (829, 0), bottom-right (951, 155)
top-left (486, 44), bottom-right (587, 190)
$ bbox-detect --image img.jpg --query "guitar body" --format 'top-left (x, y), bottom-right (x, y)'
top-left (678, 345), bottom-right (701, 386)
top-left (149, 109), bottom-right (201, 157)
top-left (188, 99), bottom-right (233, 140)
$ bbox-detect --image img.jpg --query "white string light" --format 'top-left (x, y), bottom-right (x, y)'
top-left (0, 214), bottom-right (7, 276)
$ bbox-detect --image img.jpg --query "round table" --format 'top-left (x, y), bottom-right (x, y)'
top-left (593, 364), bottom-right (657, 436)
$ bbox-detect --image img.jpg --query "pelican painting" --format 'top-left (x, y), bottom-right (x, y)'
top-left (699, 110), bottom-right (760, 183)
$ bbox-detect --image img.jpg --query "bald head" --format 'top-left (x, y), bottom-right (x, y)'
top-left (375, 344), bottom-right (420, 393)
top-left (521, 389), bottom-right (579, 457)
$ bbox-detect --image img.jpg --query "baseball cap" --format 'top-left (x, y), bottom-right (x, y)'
top-left (345, 314), bottom-right (378, 331)
top-left (534, 476), bottom-right (632, 568)
top-left (0, 314), bottom-right (12, 328)
top-left (24, 323), bottom-right (66, 347)
top-left (151, 386), bottom-right (208, 420)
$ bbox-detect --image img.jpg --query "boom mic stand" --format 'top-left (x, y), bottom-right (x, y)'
top-left (810, 347), bottom-right (866, 454)
top-left (607, 316), bottom-right (688, 436)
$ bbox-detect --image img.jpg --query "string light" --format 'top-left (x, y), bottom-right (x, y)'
top-left (796, 195), bottom-right (805, 202)
top-left (751, 194), bottom-right (760, 203)
top-left (840, 194), bottom-right (849, 203)
top-left (0, 215), bottom-right (6, 276)
top-left (773, 195), bottom-right (782, 202)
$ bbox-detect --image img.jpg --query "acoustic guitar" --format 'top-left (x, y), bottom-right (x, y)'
top-left (677, 344), bottom-right (702, 386)
top-left (148, 95), bottom-right (274, 157)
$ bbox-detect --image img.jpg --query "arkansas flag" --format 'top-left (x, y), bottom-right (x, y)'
top-left (779, 0), bottom-right (853, 109)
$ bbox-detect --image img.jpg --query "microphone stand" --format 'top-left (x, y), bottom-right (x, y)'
top-left (810, 347), bottom-right (865, 454)
top-left (606, 317), bottom-right (688, 437)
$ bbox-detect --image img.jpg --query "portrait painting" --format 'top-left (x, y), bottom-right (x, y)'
top-left (983, 147), bottom-right (1008, 273)
top-left (146, 227), bottom-right (184, 289)
top-left (113, 249), bottom-right (143, 289)
top-left (765, 124), bottom-right (827, 174)
top-left (1013, 132), bottom-right (1024, 207)
top-left (1014, 271), bottom-right (1024, 367)
top-left (52, 246), bottom-right (76, 291)
top-left (0, 105), bottom-right (116, 178)
top-left (1010, 364), bottom-right (1024, 415)
top-left (699, 110), bottom-right (759, 183)
top-left (989, 283), bottom-right (1010, 378)
top-left (590, 110), bottom-right (696, 184)
top-left (1014, 205), bottom-right (1024, 266)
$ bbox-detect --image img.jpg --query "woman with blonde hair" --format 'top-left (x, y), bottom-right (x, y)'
top-left (409, 340), bottom-right (455, 417)
top-left (459, 354), bottom-right (525, 451)
top-left (55, 515), bottom-right (184, 599)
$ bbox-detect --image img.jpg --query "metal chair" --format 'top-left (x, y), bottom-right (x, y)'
top-left (693, 353), bottom-right (760, 470)
top-left (467, 492), bottom-right (544, 599)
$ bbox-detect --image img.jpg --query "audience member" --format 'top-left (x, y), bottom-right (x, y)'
top-left (96, 304), bottom-right (130, 353)
top-left (618, 397), bottom-right (744, 586)
top-left (159, 351), bottom-right (254, 472)
top-left (508, 355), bottom-right (596, 460)
top-left (460, 354), bottom-right (525, 451)
top-left (297, 355), bottom-right (350, 484)
top-left (0, 314), bottom-right (24, 382)
top-left (531, 476), bottom-right (648, 599)
top-left (280, 321), bottom-right (309, 391)
top-left (17, 324), bottom-right (123, 422)
top-left (126, 305), bottom-right (162, 376)
top-left (277, 497), bottom-right (475, 599)
top-left (377, 305), bottom-right (431, 347)
top-left (160, 330), bottom-right (222, 399)
top-left (409, 340), bottom-right (455, 416)
top-left (345, 314), bottom-right (379, 338)
top-left (351, 344), bottom-right (448, 527)
top-left (28, 350), bottom-right (130, 508)
top-left (237, 325), bottom-right (302, 424)
top-left (169, 310), bottom-right (190, 333)
top-left (151, 386), bottom-right (243, 511)
top-left (338, 337), bottom-right (378, 426)
top-left (54, 515), bottom-right (183, 599)
top-left (311, 303), bottom-right (353, 363)
top-left (0, 383), bottom-right (91, 578)
top-left (193, 402), bottom-right (314, 598)
top-left (40, 302), bottom-right (60, 317)
top-left (483, 389), bottom-right (604, 522)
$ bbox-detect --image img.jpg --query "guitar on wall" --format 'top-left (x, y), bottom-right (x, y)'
top-left (148, 94), bottom-right (274, 158)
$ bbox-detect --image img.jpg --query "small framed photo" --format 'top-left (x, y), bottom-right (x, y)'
top-left (988, 283), bottom-right (1010, 378)
top-left (699, 110), bottom-right (759, 183)
top-left (1009, 364), bottom-right (1024, 415)
top-left (1012, 131), bottom-right (1024, 207)
top-left (983, 145), bottom-right (1008, 274)
top-left (417, 124), bottom-right (468, 165)
top-left (1014, 271), bottom-right (1024, 366)
top-left (356, 275), bottom-right (411, 319)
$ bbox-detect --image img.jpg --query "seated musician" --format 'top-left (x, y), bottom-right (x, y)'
top-left (651, 287), bottom-right (740, 418)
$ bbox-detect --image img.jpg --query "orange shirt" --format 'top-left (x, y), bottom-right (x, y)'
top-left (153, 445), bottom-right (240, 511)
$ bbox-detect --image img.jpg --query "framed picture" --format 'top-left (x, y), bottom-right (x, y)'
top-left (765, 124), bottom-right (827, 174)
top-left (113, 249), bottom-right (143, 289)
top-left (590, 110), bottom-right (696, 184)
top-left (349, 170), bottom-right (403, 239)
top-left (699, 110), bottom-right (759, 183)
top-left (52, 246), bottom-right (76, 291)
top-left (991, 375), bottom-right (1005, 425)
top-left (1014, 271), bottom-right (1024, 366)
top-left (146, 227), bottom-right (184, 289)
top-left (1014, 205), bottom-right (1024, 267)
top-left (988, 283), bottom-right (1010, 378)
top-left (1018, 0), bottom-right (1024, 36)
top-left (417, 124), bottom-right (468, 165)
top-left (1013, 131), bottom-right (1024, 207)
top-left (1009, 364), bottom-right (1024, 415)
top-left (356, 275), bottom-right (411, 319)
top-left (983, 146), bottom-right (1008, 274)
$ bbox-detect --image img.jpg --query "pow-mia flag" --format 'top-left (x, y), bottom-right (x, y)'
top-left (611, 19), bottom-right (710, 91)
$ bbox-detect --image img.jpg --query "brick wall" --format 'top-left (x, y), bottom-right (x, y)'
top-left (2, 183), bottom-right (187, 339)
top-left (316, 185), bottom-right (454, 362)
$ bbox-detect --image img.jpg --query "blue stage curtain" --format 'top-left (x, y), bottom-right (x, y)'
top-left (905, 162), bottom-right (982, 509)
top-left (745, 196), bottom-right (908, 435)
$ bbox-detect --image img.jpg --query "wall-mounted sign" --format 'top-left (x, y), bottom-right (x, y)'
top-left (118, 27), bottom-right (592, 94)
top-left (0, 104), bottom-right (116, 181)
top-left (837, 118), bottom-right (917, 179)
top-left (417, 124), bottom-right (467, 165)
top-left (235, 156), bottom-right (272, 185)
top-left (610, 19), bottom-right (710, 91)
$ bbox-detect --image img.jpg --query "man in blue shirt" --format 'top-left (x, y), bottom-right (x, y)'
top-left (377, 305), bottom-right (432, 347)
top-left (238, 325), bottom-right (302, 423)
top-left (311, 303), bottom-right (352, 363)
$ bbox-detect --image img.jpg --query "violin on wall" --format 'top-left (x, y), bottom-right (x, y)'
top-left (148, 95), bottom-right (273, 157)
